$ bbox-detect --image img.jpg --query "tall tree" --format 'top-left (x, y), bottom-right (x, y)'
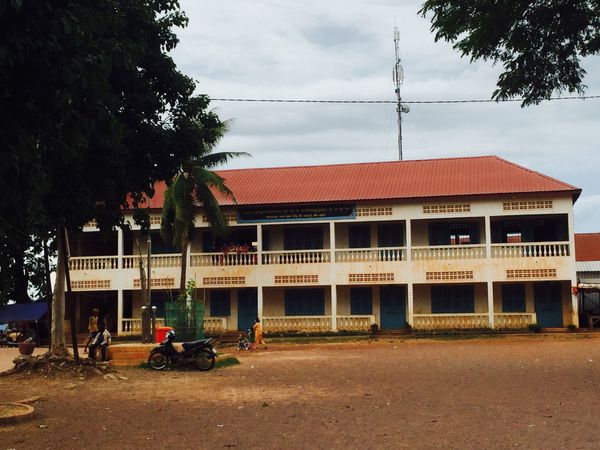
top-left (161, 147), bottom-right (246, 298)
top-left (420, 0), bottom-right (600, 105)
top-left (0, 0), bottom-right (225, 356)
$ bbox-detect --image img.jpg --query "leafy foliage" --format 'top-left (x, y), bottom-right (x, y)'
top-left (0, 0), bottom-right (225, 306)
top-left (160, 143), bottom-right (247, 295)
top-left (420, 0), bottom-right (600, 105)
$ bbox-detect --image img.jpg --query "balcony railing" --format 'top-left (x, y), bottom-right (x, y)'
top-left (263, 315), bottom-right (332, 333)
top-left (335, 247), bottom-right (406, 263)
top-left (411, 245), bottom-right (486, 260)
top-left (69, 256), bottom-right (119, 271)
top-left (204, 317), bottom-right (228, 333)
top-left (121, 318), bottom-right (165, 336)
top-left (413, 313), bottom-right (490, 330)
top-left (262, 250), bottom-right (331, 265)
top-left (494, 313), bottom-right (536, 329)
top-left (336, 315), bottom-right (375, 332)
top-left (491, 241), bottom-right (570, 258)
top-left (68, 240), bottom-right (573, 274)
top-left (120, 317), bottom-right (225, 336)
top-left (190, 252), bottom-right (258, 267)
top-left (122, 254), bottom-right (181, 269)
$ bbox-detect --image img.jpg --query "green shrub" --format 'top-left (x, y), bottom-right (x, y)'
top-left (528, 324), bottom-right (542, 333)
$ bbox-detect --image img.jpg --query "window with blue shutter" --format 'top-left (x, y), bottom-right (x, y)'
top-left (431, 285), bottom-right (474, 313)
top-left (284, 289), bottom-right (325, 316)
top-left (210, 290), bottom-right (231, 316)
top-left (501, 284), bottom-right (526, 312)
top-left (350, 288), bottom-right (373, 315)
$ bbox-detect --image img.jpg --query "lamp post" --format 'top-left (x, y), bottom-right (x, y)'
top-left (151, 305), bottom-right (157, 343)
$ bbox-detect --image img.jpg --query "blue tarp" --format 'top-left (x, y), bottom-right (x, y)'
top-left (0, 302), bottom-right (48, 323)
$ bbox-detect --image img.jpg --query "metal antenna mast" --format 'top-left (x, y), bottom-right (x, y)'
top-left (393, 26), bottom-right (409, 160)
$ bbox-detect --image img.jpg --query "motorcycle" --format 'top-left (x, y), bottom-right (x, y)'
top-left (147, 329), bottom-right (217, 371)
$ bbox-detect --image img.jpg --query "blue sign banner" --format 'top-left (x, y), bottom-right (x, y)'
top-left (237, 205), bottom-right (355, 223)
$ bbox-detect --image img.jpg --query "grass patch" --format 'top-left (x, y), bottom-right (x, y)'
top-left (138, 355), bottom-right (240, 370)
top-left (215, 356), bottom-right (240, 369)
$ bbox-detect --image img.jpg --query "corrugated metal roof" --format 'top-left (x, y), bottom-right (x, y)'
top-left (144, 155), bottom-right (580, 208)
top-left (577, 261), bottom-right (600, 272)
top-left (575, 233), bottom-right (600, 262)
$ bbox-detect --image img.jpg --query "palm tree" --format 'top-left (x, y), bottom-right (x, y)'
top-left (160, 150), bottom-right (247, 298)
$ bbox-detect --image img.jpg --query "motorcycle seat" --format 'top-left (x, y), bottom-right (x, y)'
top-left (182, 338), bottom-right (212, 350)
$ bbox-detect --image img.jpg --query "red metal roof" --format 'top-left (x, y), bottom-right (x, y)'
top-left (575, 233), bottom-right (600, 262)
top-left (144, 155), bottom-right (580, 208)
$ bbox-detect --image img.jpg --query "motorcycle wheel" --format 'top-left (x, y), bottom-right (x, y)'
top-left (195, 351), bottom-right (216, 371)
top-left (148, 352), bottom-right (169, 370)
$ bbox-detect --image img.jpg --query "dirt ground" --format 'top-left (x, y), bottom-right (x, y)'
top-left (2, 335), bottom-right (600, 449)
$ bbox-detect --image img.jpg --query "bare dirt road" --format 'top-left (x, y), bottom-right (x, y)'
top-left (2, 335), bottom-right (600, 449)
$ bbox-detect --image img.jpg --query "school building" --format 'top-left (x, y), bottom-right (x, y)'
top-left (66, 155), bottom-right (581, 336)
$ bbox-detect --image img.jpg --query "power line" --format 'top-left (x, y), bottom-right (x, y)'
top-left (211, 95), bottom-right (600, 105)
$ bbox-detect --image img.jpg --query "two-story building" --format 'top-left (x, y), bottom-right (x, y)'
top-left (67, 155), bottom-right (581, 336)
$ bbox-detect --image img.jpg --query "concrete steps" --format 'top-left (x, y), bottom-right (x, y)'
top-left (372, 329), bottom-right (411, 339)
top-left (108, 344), bottom-right (156, 368)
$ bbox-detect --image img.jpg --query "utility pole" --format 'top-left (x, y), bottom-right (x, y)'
top-left (393, 26), bottom-right (409, 160)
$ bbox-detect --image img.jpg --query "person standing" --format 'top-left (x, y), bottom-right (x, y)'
top-left (83, 308), bottom-right (100, 353)
top-left (252, 318), bottom-right (267, 351)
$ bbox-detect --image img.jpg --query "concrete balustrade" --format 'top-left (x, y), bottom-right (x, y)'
top-left (413, 313), bottom-right (490, 330)
top-left (335, 247), bottom-right (405, 263)
top-left (491, 242), bottom-right (570, 258)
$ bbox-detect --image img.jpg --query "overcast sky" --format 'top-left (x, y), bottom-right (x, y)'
top-left (171, 0), bottom-right (600, 233)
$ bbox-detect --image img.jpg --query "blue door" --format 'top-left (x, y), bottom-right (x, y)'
top-left (238, 288), bottom-right (258, 331)
top-left (380, 286), bottom-right (407, 329)
top-left (534, 282), bottom-right (563, 327)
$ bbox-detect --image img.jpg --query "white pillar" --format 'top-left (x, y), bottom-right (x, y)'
top-left (567, 211), bottom-right (580, 327)
top-left (257, 286), bottom-right (264, 319)
top-left (407, 282), bottom-right (414, 327)
top-left (487, 281), bottom-right (495, 329)
top-left (117, 228), bottom-right (124, 269)
top-left (329, 222), bottom-right (336, 263)
top-left (117, 289), bottom-right (124, 334)
top-left (405, 219), bottom-right (412, 261)
top-left (331, 284), bottom-right (337, 331)
top-left (185, 241), bottom-right (192, 288)
top-left (484, 216), bottom-right (492, 259)
top-left (257, 224), bottom-right (262, 265)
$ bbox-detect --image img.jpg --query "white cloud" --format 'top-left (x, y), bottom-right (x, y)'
top-left (172, 0), bottom-right (600, 232)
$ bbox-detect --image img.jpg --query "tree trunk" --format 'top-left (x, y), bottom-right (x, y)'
top-left (13, 240), bottom-right (31, 303)
top-left (179, 236), bottom-right (189, 300)
top-left (43, 238), bottom-right (53, 343)
top-left (48, 228), bottom-right (68, 357)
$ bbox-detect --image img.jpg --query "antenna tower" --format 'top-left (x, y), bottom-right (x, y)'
top-left (393, 26), bottom-right (409, 160)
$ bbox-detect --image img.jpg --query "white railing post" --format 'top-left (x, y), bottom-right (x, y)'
top-left (117, 228), bottom-right (124, 269)
top-left (117, 289), bottom-right (124, 335)
top-left (405, 219), bottom-right (412, 262)
top-left (331, 285), bottom-right (337, 332)
top-left (257, 224), bottom-right (263, 266)
top-left (484, 216), bottom-right (491, 259)
top-left (487, 281), bottom-right (494, 329)
top-left (329, 222), bottom-right (336, 265)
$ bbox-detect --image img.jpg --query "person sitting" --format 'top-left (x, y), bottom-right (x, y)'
top-left (88, 322), bottom-right (111, 361)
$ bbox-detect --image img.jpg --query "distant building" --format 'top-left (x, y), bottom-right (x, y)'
top-left (66, 156), bottom-right (581, 335)
top-left (575, 233), bottom-right (600, 328)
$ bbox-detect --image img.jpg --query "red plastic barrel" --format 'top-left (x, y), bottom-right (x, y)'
top-left (155, 326), bottom-right (173, 343)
